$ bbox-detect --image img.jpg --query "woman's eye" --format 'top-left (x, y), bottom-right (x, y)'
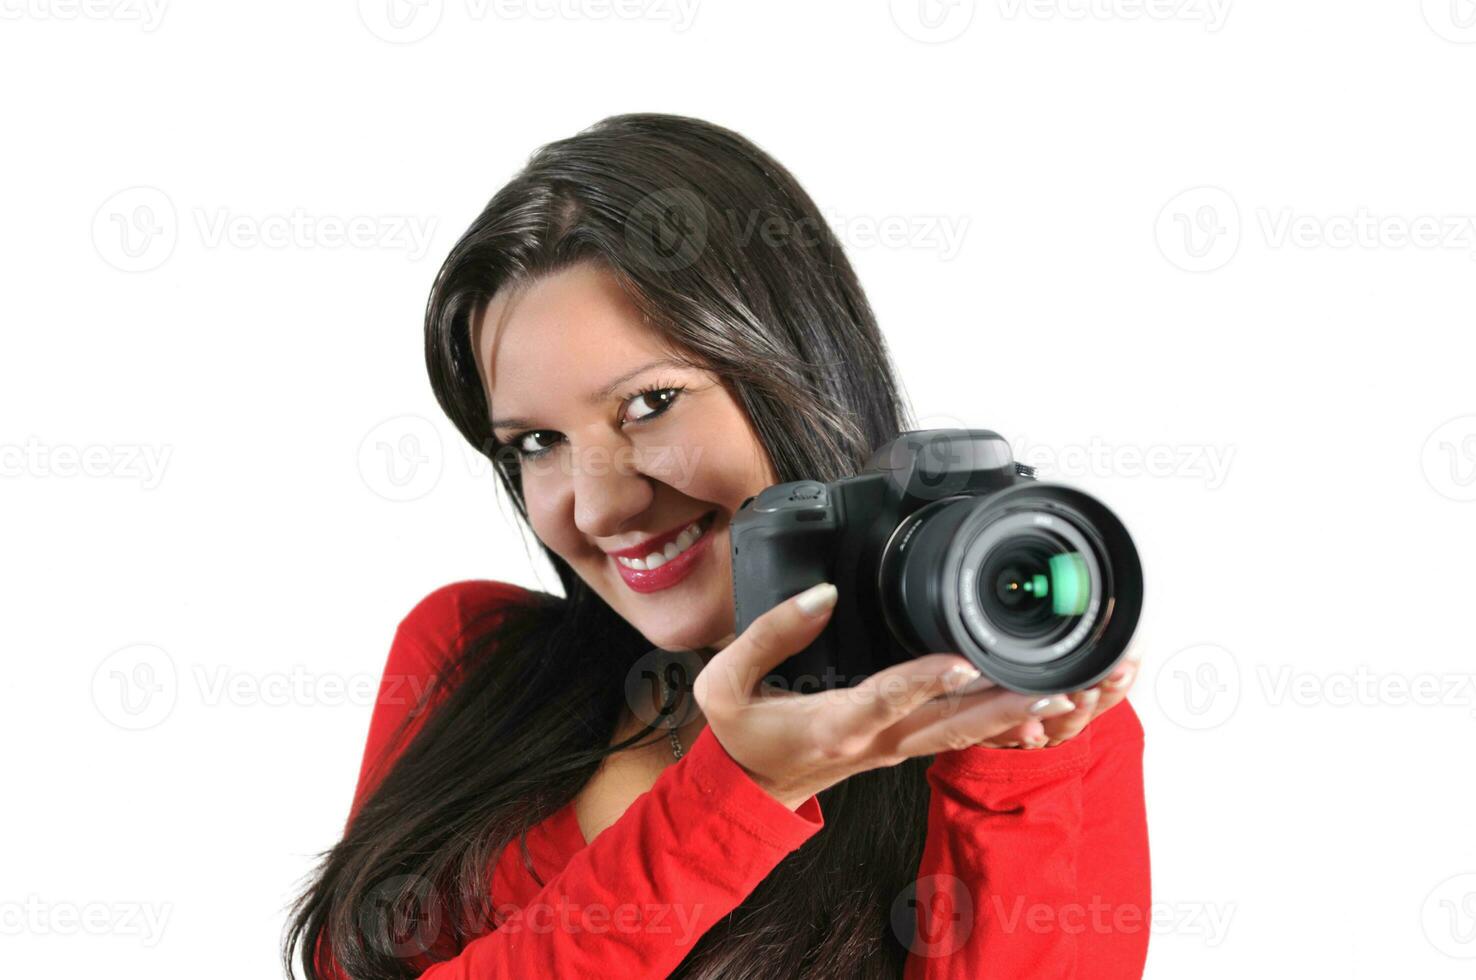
top-left (625, 387), bottom-right (683, 423)
top-left (507, 386), bottom-right (685, 459)
top-left (514, 431), bottom-right (561, 457)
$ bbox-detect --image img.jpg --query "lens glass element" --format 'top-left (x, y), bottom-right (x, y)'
top-left (977, 534), bottom-right (1089, 643)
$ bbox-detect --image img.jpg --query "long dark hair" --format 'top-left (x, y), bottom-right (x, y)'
top-left (284, 112), bottom-right (931, 979)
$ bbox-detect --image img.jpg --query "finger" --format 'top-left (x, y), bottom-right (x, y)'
top-left (967, 718), bottom-right (1043, 749)
top-left (884, 690), bottom-right (1077, 757)
top-left (1041, 687), bottom-right (1100, 745)
top-left (693, 582), bottom-right (838, 713)
top-left (1088, 653), bottom-right (1142, 718)
top-left (1040, 651), bottom-right (1143, 745)
top-left (814, 654), bottom-right (983, 742)
top-left (1100, 654), bottom-right (1140, 697)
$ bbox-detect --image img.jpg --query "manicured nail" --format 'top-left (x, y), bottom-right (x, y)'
top-left (1028, 695), bottom-right (1076, 718)
top-left (941, 664), bottom-right (983, 691)
top-left (1104, 665), bottom-right (1136, 691)
top-left (794, 583), bottom-right (838, 617)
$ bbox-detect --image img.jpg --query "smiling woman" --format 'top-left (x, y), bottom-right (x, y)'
top-left (283, 112), bottom-right (1149, 980)
top-left (473, 262), bottom-right (779, 647)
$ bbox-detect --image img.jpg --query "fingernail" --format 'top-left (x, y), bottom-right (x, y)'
top-left (941, 664), bottom-right (983, 691)
top-left (1028, 695), bottom-right (1076, 718)
top-left (1104, 665), bottom-right (1136, 691)
top-left (1077, 688), bottom-right (1101, 708)
top-left (794, 582), bottom-right (838, 617)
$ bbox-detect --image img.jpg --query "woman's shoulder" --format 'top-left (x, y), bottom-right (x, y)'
top-left (393, 579), bottom-right (546, 674)
top-left (398, 578), bottom-right (542, 634)
top-left (347, 580), bottom-right (546, 828)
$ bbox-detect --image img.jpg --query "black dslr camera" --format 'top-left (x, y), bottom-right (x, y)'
top-left (731, 429), bottom-right (1143, 695)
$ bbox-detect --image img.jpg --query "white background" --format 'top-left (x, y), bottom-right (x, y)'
top-left (3, 2), bottom-right (1474, 977)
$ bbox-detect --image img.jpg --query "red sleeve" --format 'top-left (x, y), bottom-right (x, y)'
top-left (418, 725), bottom-right (824, 979)
top-left (322, 580), bottom-right (826, 980)
top-left (902, 699), bottom-right (1151, 979)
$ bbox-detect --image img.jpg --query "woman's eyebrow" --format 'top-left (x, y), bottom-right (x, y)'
top-left (586, 356), bottom-right (689, 403)
top-left (490, 356), bottom-right (689, 431)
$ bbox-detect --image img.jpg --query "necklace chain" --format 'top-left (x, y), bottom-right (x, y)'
top-left (658, 669), bottom-right (684, 760)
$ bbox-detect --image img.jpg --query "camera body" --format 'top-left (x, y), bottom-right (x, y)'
top-left (730, 429), bottom-right (1143, 695)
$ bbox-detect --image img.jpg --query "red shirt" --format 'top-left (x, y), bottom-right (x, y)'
top-left (322, 580), bottom-right (1150, 978)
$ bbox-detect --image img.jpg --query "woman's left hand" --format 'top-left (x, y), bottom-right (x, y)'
top-left (942, 649), bottom-right (1142, 751)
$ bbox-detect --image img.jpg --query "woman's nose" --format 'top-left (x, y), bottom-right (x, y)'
top-left (570, 443), bottom-right (655, 539)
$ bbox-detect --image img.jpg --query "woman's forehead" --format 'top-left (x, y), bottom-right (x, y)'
top-left (476, 264), bottom-right (682, 405)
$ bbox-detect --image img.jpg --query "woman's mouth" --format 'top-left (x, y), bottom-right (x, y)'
top-left (611, 510), bottom-right (719, 594)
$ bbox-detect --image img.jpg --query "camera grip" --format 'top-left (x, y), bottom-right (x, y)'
top-left (731, 491), bottom-right (839, 691)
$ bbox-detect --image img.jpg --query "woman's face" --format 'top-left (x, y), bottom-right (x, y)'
top-left (474, 261), bottom-right (779, 652)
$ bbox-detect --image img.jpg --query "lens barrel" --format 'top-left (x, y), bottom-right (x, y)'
top-left (877, 483), bottom-right (1142, 694)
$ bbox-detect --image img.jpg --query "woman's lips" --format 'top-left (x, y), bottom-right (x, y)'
top-left (612, 511), bottom-right (718, 594)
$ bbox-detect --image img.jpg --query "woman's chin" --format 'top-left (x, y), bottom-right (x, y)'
top-left (591, 557), bottom-right (738, 652)
top-left (639, 621), bottom-right (718, 654)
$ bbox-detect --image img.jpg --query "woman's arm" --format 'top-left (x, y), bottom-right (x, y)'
top-left (414, 725), bottom-right (821, 978)
top-left (902, 699), bottom-right (1150, 979)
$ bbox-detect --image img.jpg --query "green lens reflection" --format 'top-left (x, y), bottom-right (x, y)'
top-left (1049, 552), bottom-right (1090, 616)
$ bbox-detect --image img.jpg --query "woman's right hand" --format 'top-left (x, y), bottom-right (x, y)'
top-left (692, 582), bottom-right (1079, 809)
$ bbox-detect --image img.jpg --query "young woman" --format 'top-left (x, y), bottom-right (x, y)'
top-left (284, 113), bottom-right (1150, 979)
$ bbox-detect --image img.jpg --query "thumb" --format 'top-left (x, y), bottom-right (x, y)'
top-left (696, 582), bottom-right (837, 711)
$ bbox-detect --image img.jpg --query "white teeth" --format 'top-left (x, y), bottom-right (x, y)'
top-left (614, 514), bottom-right (710, 571)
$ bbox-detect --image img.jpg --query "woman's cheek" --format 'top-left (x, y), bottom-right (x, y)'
top-left (520, 479), bottom-right (569, 553)
top-left (636, 438), bottom-right (708, 495)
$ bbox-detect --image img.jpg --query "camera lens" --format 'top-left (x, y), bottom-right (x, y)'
top-left (876, 482), bottom-right (1142, 694)
top-left (977, 535), bottom-right (1090, 643)
top-left (951, 508), bottom-right (1104, 668)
